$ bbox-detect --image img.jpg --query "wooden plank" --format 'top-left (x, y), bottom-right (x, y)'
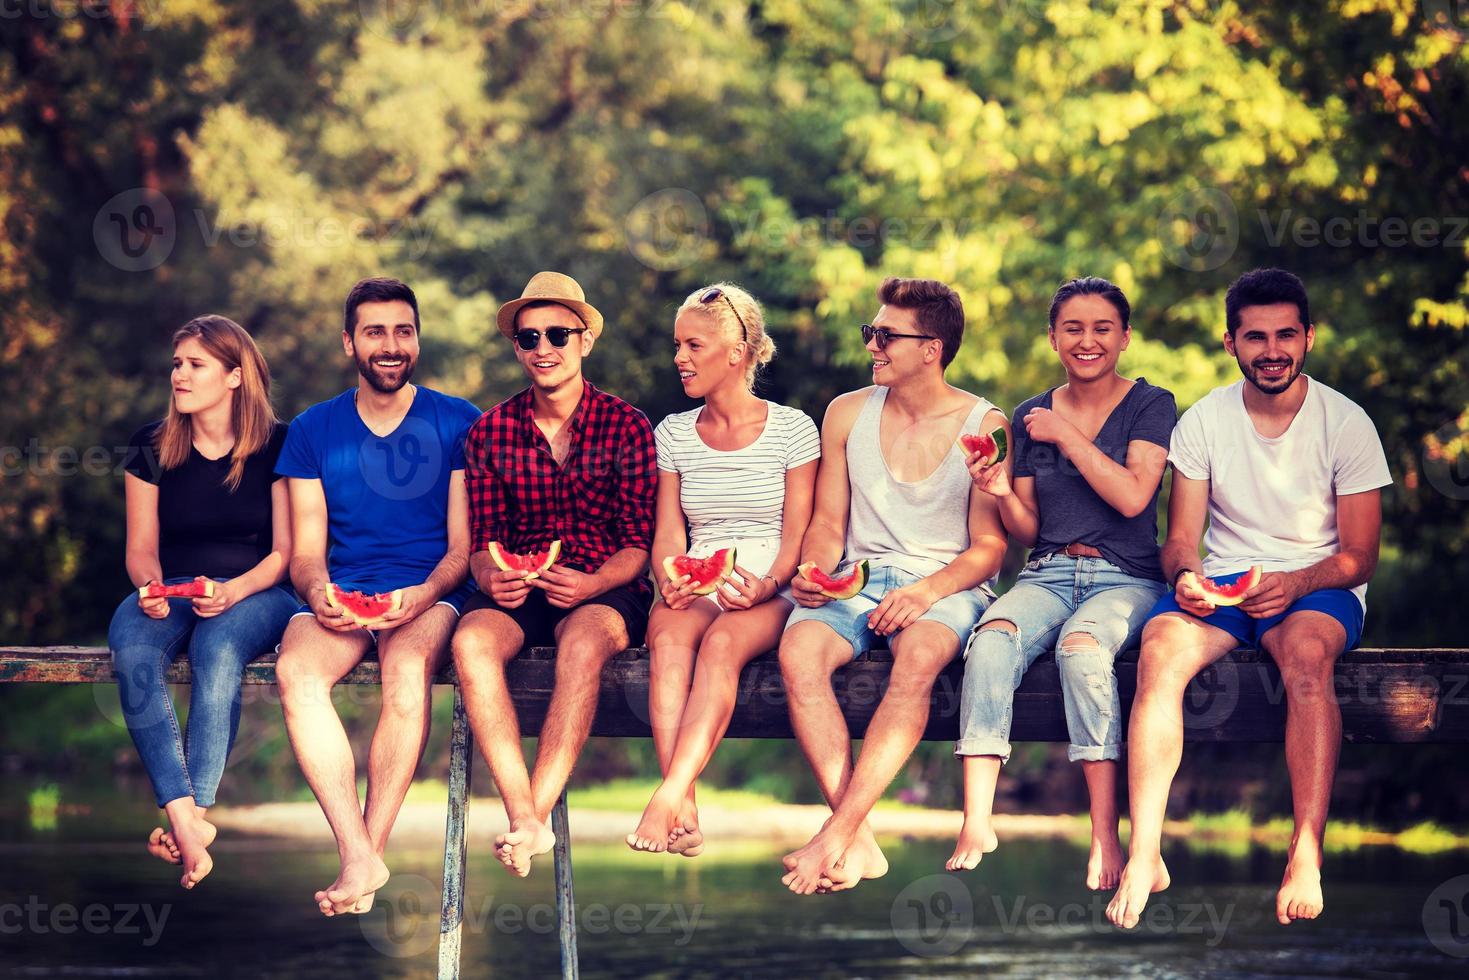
top-left (436, 687), bottom-right (472, 980)
top-left (2, 646), bottom-right (1467, 742)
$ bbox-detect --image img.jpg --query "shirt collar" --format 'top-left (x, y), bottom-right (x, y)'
top-left (516, 379), bottom-right (596, 436)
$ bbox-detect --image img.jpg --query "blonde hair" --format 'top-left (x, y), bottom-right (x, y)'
top-left (156, 315), bottom-right (279, 492)
top-left (676, 282), bottom-right (776, 391)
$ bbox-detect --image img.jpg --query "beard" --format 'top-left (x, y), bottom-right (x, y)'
top-left (356, 352), bottom-right (416, 393)
top-left (1239, 351), bottom-right (1305, 395)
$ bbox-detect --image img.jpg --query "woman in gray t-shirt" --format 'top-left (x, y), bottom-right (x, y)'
top-left (948, 278), bottom-right (1176, 891)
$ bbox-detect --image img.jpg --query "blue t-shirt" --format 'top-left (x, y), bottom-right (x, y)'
top-left (276, 386), bottom-right (481, 593)
top-left (1013, 378), bottom-right (1177, 581)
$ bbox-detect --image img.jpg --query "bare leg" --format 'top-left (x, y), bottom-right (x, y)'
top-left (275, 616), bottom-right (386, 916)
top-left (631, 599), bottom-right (719, 853)
top-left (528, 605), bottom-right (630, 821)
top-left (352, 606), bottom-right (456, 911)
top-left (1106, 613), bottom-right (1237, 927)
top-left (1261, 610), bottom-right (1347, 925)
top-left (782, 622), bottom-right (957, 895)
top-left (1082, 760), bottom-right (1123, 890)
top-left (946, 755), bottom-right (1000, 871)
top-left (452, 608), bottom-right (552, 878)
top-left (629, 600), bottom-right (791, 854)
top-left (1056, 629), bottom-right (1125, 891)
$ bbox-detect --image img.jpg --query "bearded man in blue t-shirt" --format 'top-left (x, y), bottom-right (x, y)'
top-left (274, 277), bottom-right (480, 917)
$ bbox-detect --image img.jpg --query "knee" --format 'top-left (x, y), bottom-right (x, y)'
top-left (274, 650), bottom-right (327, 703)
top-left (697, 627), bottom-right (741, 668)
top-left (777, 635), bottom-right (824, 682)
top-left (452, 624), bottom-right (511, 669)
top-left (1056, 630), bottom-right (1114, 684)
top-left (556, 636), bottom-right (610, 679)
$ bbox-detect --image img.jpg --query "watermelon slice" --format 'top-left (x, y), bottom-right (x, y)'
top-left (324, 584), bottom-right (404, 628)
top-left (139, 577), bottom-right (216, 600)
top-left (797, 560), bottom-right (870, 600)
top-left (662, 548), bottom-right (737, 596)
top-left (958, 426), bottom-right (1008, 467)
top-left (486, 540), bottom-right (561, 580)
top-left (1195, 566), bottom-right (1262, 607)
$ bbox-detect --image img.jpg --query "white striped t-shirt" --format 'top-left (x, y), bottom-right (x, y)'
top-left (654, 401), bottom-right (820, 551)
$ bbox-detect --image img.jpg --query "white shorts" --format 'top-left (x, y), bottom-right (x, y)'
top-left (684, 537), bottom-right (792, 608)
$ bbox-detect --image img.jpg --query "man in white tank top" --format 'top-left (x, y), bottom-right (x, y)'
top-left (1108, 269), bottom-right (1391, 931)
top-left (777, 277), bottom-right (1010, 894)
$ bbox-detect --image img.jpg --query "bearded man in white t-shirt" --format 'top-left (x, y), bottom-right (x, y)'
top-left (1107, 268), bottom-right (1392, 931)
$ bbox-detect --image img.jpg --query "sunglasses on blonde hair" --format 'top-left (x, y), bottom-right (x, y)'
top-left (700, 287), bottom-right (749, 342)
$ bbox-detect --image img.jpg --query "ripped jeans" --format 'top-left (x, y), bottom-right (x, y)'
top-left (955, 554), bottom-right (1166, 763)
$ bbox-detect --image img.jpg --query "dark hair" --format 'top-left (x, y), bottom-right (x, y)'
top-left (344, 277), bottom-right (420, 336)
top-left (1047, 277), bottom-right (1131, 330)
top-left (876, 276), bottom-right (964, 367)
top-left (1225, 268), bottom-right (1310, 335)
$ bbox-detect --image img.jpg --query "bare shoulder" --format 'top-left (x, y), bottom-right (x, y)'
top-left (822, 387), bottom-right (875, 434)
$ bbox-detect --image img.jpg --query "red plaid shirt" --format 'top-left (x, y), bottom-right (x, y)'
top-left (465, 380), bottom-right (656, 602)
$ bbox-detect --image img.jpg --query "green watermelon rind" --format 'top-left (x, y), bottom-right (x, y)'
top-left (663, 548), bottom-right (737, 596)
top-left (958, 426), bottom-right (1008, 467)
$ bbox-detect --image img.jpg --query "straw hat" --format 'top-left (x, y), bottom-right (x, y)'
top-left (495, 271), bottom-right (605, 340)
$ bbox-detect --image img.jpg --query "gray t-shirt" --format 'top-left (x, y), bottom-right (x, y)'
top-left (1012, 378), bottom-right (1177, 581)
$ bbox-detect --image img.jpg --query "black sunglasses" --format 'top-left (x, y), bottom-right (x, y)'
top-left (861, 323), bottom-right (936, 350)
top-left (513, 327), bottom-right (586, 351)
top-left (700, 287), bottom-right (748, 342)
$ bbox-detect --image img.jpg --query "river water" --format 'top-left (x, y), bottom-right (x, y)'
top-left (3, 810), bottom-right (1467, 978)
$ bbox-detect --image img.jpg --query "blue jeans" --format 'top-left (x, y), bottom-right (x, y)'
top-left (108, 579), bottom-right (298, 808)
top-left (956, 555), bottom-right (1166, 763)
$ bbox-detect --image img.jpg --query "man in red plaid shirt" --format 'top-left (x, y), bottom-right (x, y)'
top-left (451, 271), bottom-right (656, 878)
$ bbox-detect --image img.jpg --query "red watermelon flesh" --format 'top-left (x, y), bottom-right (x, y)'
top-left (958, 426), bottom-right (1008, 467)
top-left (140, 577), bottom-right (216, 600)
top-left (663, 548), bottom-right (737, 596)
top-left (486, 540), bottom-right (561, 580)
top-left (797, 560), bottom-right (869, 600)
top-left (1197, 566), bottom-right (1261, 607)
top-left (324, 584), bottom-right (404, 627)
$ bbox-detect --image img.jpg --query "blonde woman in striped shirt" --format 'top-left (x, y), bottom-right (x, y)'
top-left (627, 283), bottom-right (820, 856)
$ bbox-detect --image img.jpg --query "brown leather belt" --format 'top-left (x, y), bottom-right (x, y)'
top-left (1063, 542), bottom-right (1104, 559)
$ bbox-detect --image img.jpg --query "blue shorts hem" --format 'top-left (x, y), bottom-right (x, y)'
top-left (1146, 575), bottom-right (1363, 650)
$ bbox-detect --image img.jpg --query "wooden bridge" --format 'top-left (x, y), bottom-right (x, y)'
top-left (3, 644), bottom-right (1467, 978)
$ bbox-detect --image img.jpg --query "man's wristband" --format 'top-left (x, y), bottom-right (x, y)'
top-left (1172, 568), bottom-right (1195, 588)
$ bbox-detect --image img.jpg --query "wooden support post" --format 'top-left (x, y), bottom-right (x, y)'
top-left (436, 687), bottom-right (472, 980)
top-left (551, 789), bottom-right (579, 980)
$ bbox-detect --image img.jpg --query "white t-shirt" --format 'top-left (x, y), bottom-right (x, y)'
top-left (655, 401), bottom-right (820, 554)
top-left (1168, 377), bottom-right (1392, 613)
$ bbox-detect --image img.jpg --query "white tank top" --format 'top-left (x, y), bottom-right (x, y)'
top-left (844, 386), bottom-right (997, 594)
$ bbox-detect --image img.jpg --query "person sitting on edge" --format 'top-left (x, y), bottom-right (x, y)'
top-left (952, 277), bottom-right (1176, 889)
top-left (778, 276), bottom-right (1009, 895)
top-left (110, 315), bottom-right (297, 890)
top-left (452, 271), bottom-right (656, 878)
top-left (1106, 268), bottom-right (1392, 929)
top-left (626, 283), bottom-right (820, 856)
top-left (273, 277), bottom-right (481, 916)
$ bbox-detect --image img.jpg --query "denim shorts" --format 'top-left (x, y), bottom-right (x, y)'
top-left (1146, 569), bottom-right (1364, 650)
top-left (784, 563), bottom-right (992, 658)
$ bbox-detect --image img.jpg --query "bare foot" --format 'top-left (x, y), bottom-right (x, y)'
top-left (1105, 855), bottom-right (1171, 928)
top-left (945, 818), bottom-right (998, 872)
top-left (820, 830), bottom-right (889, 892)
top-left (667, 798), bottom-right (703, 858)
top-left (315, 853), bottom-right (390, 916)
top-left (627, 789), bottom-right (681, 853)
top-left (495, 818), bottom-right (555, 877)
top-left (147, 827), bottom-right (181, 865)
top-left (781, 822), bottom-right (853, 896)
top-left (169, 816), bottom-right (217, 890)
top-left (1086, 831), bottom-right (1125, 890)
top-left (1276, 855), bottom-right (1324, 924)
